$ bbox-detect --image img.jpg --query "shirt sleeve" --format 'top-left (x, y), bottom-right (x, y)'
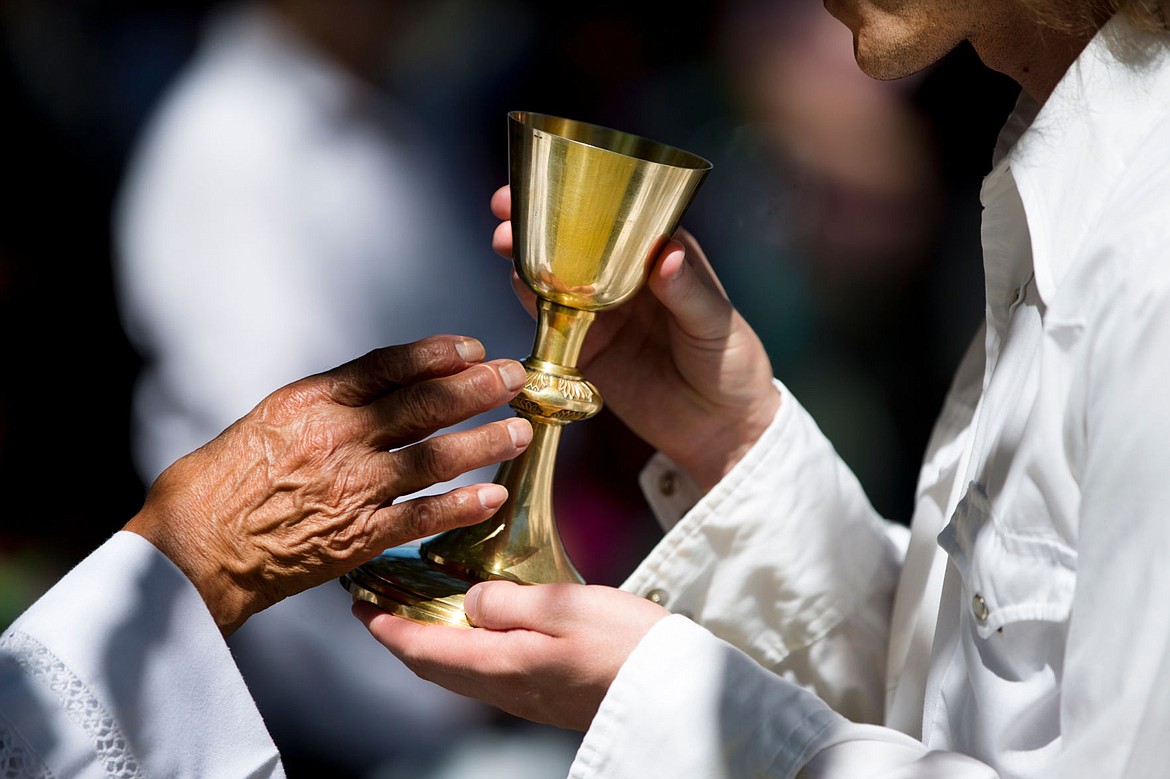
top-left (571, 615), bottom-right (997, 779)
top-left (575, 382), bottom-right (995, 778)
top-left (0, 532), bottom-right (284, 778)
top-left (623, 380), bottom-right (904, 722)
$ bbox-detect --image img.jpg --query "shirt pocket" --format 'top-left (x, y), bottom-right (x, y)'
top-left (938, 481), bottom-right (1077, 641)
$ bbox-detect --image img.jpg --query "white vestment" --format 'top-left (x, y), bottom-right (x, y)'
top-left (1, 532), bottom-right (284, 778)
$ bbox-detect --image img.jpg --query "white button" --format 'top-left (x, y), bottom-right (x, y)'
top-left (646, 589), bottom-right (668, 605)
top-left (972, 593), bottom-right (989, 622)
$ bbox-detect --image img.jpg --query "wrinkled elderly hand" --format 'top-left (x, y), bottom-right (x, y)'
top-left (354, 581), bottom-right (669, 731)
top-left (124, 336), bottom-right (532, 635)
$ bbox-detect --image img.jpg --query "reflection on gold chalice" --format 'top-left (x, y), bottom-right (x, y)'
top-left (341, 110), bottom-right (710, 627)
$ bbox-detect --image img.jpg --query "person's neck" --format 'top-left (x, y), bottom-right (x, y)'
top-left (971, 11), bottom-right (1100, 104)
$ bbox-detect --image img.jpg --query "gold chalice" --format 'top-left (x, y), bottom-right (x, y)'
top-left (342, 111), bottom-right (711, 626)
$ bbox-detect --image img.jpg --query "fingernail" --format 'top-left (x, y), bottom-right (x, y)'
top-left (506, 418), bottom-right (532, 448)
top-left (667, 246), bottom-right (686, 281)
top-left (499, 361), bottom-right (527, 391)
top-left (463, 583), bottom-right (482, 622)
top-left (478, 484), bottom-right (507, 510)
top-left (456, 338), bottom-right (485, 363)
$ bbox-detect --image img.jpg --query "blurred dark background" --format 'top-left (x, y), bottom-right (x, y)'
top-left (0, 0), bottom-right (1017, 645)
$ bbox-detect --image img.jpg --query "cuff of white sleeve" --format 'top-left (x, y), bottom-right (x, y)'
top-left (638, 454), bottom-right (704, 531)
top-left (570, 614), bottom-right (840, 779)
top-left (4, 531), bottom-right (281, 778)
top-left (638, 379), bottom-right (788, 531)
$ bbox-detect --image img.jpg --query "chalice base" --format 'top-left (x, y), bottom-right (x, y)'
top-left (341, 547), bottom-right (487, 628)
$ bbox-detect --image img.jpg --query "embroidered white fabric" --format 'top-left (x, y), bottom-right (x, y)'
top-left (0, 715), bottom-right (53, 779)
top-left (0, 631), bottom-right (143, 779)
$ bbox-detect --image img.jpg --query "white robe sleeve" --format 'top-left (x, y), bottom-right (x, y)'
top-left (621, 381), bottom-right (904, 721)
top-left (571, 616), bottom-right (996, 779)
top-left (568, 383), bottom-right (951, 778)
top-left (0, 531), bottom-right (284, 778)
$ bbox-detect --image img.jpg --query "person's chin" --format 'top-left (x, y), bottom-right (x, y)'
top-left (822, 0), bottom-right (855, 26)
top-left (822, 0), bottom-right (870, 54)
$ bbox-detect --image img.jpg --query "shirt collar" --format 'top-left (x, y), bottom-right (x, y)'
top-left (990, 14), bottom-right (1170, 304)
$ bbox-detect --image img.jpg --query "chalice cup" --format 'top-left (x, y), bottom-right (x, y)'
top-left (342, 111), bottom-right (711, 627)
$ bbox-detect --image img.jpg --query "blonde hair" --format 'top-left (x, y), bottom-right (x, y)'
top-left (1018, 0), bottom-right (1169, 34)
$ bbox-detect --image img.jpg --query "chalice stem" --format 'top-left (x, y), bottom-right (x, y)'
top-left (529, 298), bottom-right (594, 367)
top-left (420, 298), bottom-right (602, 585)
top-left (423, 418), bottom-right (580, 583)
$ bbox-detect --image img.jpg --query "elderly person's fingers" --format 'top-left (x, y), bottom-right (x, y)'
top-left (183, 415), bottom-right (533, 629)
top-left (252, 417), bottom-right (534, 561)
top-left (326, 335), bottom-right (490, 407)
top-left (361, 359), bottom-right (528, 450)
top-left (373, 417), bottom-right (532, 503)
top-left (367, 482), bottom-right (509, 553)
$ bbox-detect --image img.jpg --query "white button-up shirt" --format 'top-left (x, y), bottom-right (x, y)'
top-left (572, 15), bottom-right (1170, 779)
